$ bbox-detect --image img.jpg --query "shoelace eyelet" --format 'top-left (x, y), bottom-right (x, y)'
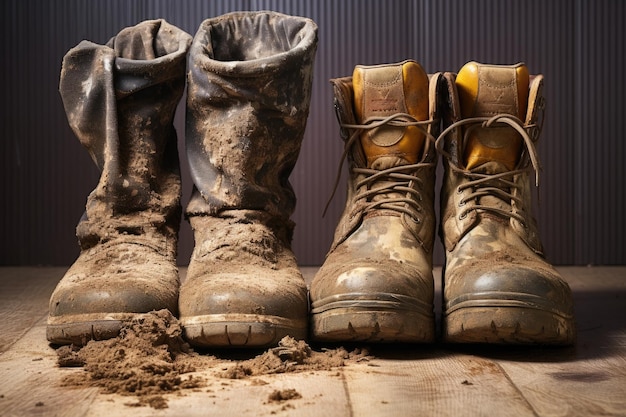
top-left (409, 216), bottom-right (421, 224)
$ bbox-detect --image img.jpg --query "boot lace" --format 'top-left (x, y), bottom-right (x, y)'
top-left (323, 113), bottom-right (438, 222)
top-left (435, 114), bottom-right (542, 224)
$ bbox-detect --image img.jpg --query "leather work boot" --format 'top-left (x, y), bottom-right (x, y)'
top-left (310, 61), bottom-right (441, 342)
top-left (48, 20), bottom-right (191, 345)
top-left (179, 11), bottom-right (318, 348)
top-left (437, 61), bottom-right (576, 344)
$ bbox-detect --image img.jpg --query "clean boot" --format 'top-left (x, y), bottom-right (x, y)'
top-left (179, 11), bottom-right (318, 347)
top-left (437, 61), bottom-right (576, 344)
top-left (310, 61), bottom-right (441, 342)
top-left (47, 20), bottom-right (191, 345)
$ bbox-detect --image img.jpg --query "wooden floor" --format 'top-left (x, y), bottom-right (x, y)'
top-left (0, 266), bottom-right (625, 417)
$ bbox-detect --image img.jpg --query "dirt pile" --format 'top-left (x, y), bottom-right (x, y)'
top-left (56, 309), bottom-right (216, 409)
top-left (220, 336), bottom-right (370, 378)
top-left (57, 310), bottom-right (371, 409)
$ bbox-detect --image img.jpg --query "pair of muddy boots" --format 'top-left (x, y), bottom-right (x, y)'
top-left (47, 12), bottom-right (318, 347)
top-left (310, 60), bottom-right (576, 345)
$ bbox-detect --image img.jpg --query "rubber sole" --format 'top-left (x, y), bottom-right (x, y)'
top-left (310, 291), bottom-right (435, 343)
top-left (311, 308), bottom-right (434, 343)
top-left (443, 306), bottom-right (576, 345)
top-left (47, 312), bottom-right (136, 345)
top-left (180, 314), bottom-right (307, 348)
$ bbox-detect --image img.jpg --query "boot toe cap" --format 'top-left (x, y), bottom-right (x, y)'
top-left (311, 261), bottom-right (434, 309)
top-left (180, 272), bottom-right (308, 319)
top-left (444, 262), bottom-right (576, 344)
top-left (445, 264), bottom-right (574, 315)
top-left (47, 244), bottom-right (179, 344)
top-left (179, 268), bottom-right (309, 347)
top-left (310, 260), bottom-right (435, 343)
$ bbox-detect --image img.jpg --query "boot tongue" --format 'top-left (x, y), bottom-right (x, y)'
top-left (353, 60), bottom-right (430, 170)
top-left (456, 61), bottom-right (529, 173)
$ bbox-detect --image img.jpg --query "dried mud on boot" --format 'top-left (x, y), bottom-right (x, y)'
top-left (56, 310), bottom-right (371, 409)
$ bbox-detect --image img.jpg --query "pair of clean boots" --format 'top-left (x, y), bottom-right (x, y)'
top-left (48, 12), bottom-right (317, 348)
top-left (311, 60), bottom-right (575, 345)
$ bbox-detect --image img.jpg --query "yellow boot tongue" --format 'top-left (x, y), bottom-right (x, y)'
top-left (456, 62), bottom-right (529, 172)
top-left (353, 60), bottom-right (429, 169)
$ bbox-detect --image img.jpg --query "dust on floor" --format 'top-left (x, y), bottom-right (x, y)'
top-left (56, 309), bottom-right (370, 409)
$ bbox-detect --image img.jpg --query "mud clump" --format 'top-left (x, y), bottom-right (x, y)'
top-left (268, 388), bottom-right (302, 402)
top-left (220, 336), bottom-right (370, 379)
top-left (56, 309), bottom-right (214, 409)
top-left (56, 311), bottom-right (371, 410)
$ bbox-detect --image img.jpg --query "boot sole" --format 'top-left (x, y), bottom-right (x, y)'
top-left (444, 306), bottom-right (576, 345)
top-left (311, 292), bottom-right (434, 343)
top-left (181, 314), bottom-right (307, 348)
top-left (311, 299), bottom-right (434, 343)
top-left (47, 313), bottom-right (136, 345)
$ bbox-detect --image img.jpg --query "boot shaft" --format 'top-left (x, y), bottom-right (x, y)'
top-left (456, 62), bottom-right (529, 171)
top-left (185, 11), bottom-right (318, 222)
top-left (59, 20), bottom-right (191, 250)
top-left (438, 62), bottom-right (546, 254)
top-left (328, 62), bottom-right (441, 252)
top-left (352, 61), bottom-right (430, 166)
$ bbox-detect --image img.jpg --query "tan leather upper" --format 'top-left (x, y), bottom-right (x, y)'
top-left (457, 62), bottom-right (529, 171)
top-left (439, 67), bottom-right (546, 254)
top-left (353, 61), bottom-right (429, 165)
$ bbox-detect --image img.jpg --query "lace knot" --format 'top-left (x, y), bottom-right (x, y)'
top-left (323, 113), bottom-right (438, 217)
top-left (436, 114), bottom-right (542, 223)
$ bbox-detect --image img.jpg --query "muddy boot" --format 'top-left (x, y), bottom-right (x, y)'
top-left (437, 61), bottom-right (576, 344)
top-left (47, 20), bottom-right (192, 345)
top-left (310, 61), bottom-right (441, 342)
top-left (179, 11), bottom-right (318, 348)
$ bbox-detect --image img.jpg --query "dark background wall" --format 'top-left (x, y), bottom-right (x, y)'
top-left (1, 0), bottom-right (624, 267)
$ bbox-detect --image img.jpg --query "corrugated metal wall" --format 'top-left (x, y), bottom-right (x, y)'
top-left (1, 0), bottom-right (625, 266)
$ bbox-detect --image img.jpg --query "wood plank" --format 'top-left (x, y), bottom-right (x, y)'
top-left (343, 348), bottom-right (538, 417)
top-left (300, 266), bottom-right (317, 286)
top-left (0, 267), bottom-right (65, 353)
top-left (0, 277), bottom-right (351, 417)
top-left (0, 316), bottom-right (99, 417)
top-left (497, 353), bottom-right (626, 417)
top-left (1, 266), bottom-right (624, 416)
top-left (0, 315), bottom-right (351, 417)
top-left (81, 371), bottom-right (350, 417)
top-left (341, 267), bottom-right (626, 417)
top-left (493, 266), bottom-right (626, 417)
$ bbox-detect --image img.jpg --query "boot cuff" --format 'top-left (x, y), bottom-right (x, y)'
top-left (106, 19), bottom-right (192, 94)
top-left (192, 11), bottom-right (318, 76)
